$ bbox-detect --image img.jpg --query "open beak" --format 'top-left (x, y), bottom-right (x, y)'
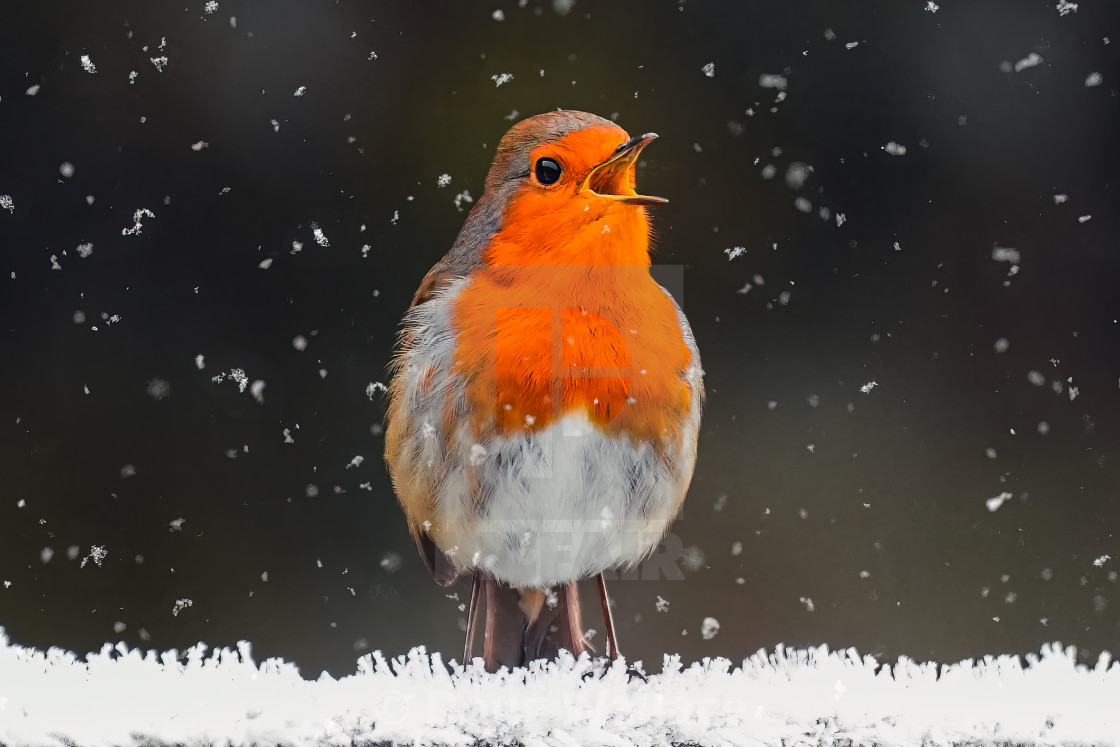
top-left (581, 133), bottom-right (668, 206)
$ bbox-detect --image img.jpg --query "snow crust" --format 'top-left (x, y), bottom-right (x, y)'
top-left (1, 628), bottom-right (1117, 746)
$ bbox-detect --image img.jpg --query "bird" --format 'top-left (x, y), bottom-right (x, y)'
top-left (385, 110), bottom-right (702, 671)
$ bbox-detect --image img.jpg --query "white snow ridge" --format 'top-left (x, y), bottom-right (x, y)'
top-left (0, 628), bottom-right (1117, 746)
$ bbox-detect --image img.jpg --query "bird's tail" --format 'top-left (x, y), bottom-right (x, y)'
top-left (470, 575), bottom-right (589, 671)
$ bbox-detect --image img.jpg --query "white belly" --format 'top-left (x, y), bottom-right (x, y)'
top-left (435, 411), bottom-right (690, 587)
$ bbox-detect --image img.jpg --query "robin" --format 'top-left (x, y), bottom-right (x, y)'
top-left (385, 110), bottom-right (702, 671)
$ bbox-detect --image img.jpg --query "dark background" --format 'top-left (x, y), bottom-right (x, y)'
top-left (1, 0), bottom-right (1118, 677)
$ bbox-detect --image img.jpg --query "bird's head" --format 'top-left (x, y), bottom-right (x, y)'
top-left (476, 110), bottom-right (666, 266)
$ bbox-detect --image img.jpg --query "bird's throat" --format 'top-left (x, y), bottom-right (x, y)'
top-left (485, 195), bottom-right (652, 267)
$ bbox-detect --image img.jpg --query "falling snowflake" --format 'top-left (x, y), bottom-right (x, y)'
top-left (454, 190), bottom-right (474, 211)
top-left (701, 62), bottom-right (716, 78)
top-left (491, 73), bottom-right (514, 87)
top-left (171, 599), bottom-right (193, 616)
top-left (1014, 53), bottom-right (1043, 73)
top-left (758, 74), bottom-right (786, 89)
top-left (700, 617), bottom-right (720, 640)
top-left (121, 208), bottom-right (155, 236)
top-left (204, 1), bottom-right (218, 13)
top-left (986, 492), bottom-right (1013, 512)
top-left (80, 545), bottom-right (108, 568)
top-left (380, 552), bottom-right (403, 573)
top-left (150, 56), bottom-right (169, 72)
top-left (80, 55), bottom-right (97, 74)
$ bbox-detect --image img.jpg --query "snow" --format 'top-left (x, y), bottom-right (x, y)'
top-left (701, 62), bottom-right (716, 78)
top-left (80, 54), bottom-right (97, 74)
top-left (992, 246), bottom-right (1020, 263)
top-left (758, 73), bottom-right (786, 89)
top-left (79, 545), bottom-right (107, 569)
top-left (121, 208), bottom-right (155, 236)
top-left (986, 491), bottom-right (1013, 512)
top-left (1056, 0), bottom-right (1078, 15)
top-left (882, 141), bottom-right (907, 156)
top-left (0, 195), bottom-right (12, 213)
top-left (1015, 53), bottom-right (1043, 73)
top-left (724, 246), bottom-right (746, 260)
top-left (379, 552), bottom-right (403, 573)
top-left (1085, 72), bottom-right (1103, 87)
top-left (491, 72), bottom-right (514, 87)
top-left (925, 1), bottom-right (940, 12)
top-left (436, 173), bottom-right (451, 188)
top-left (453, 189), bottom-right (473, 211)
top-left (700, 617), bottom-right (720, 640)
top-left (785, 162), bottom-right (811, 188)
top-left (860, 381), bottom-right (878, 394)
top-left (293, 85), bottom-right (307, 97)
top-left (150, 56), bottom-right (169, 72)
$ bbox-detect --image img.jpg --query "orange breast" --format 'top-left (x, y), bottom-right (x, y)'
top-left (451, 263), bottom-right (693, 447)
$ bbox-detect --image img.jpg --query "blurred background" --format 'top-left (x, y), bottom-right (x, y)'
top-left (1, 0), bottom-right (1117, 677)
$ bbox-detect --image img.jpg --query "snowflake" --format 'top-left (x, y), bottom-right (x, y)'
top-left (724, 246), bottom-right (746, 261)
top-left (121, 208), bottom-right (155, 236)
top-left (80, 545), bottom-right (108, 568)
top-left (454, 190), bottom-right (474, 212)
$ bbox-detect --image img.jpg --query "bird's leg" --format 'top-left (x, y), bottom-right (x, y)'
top-left (463, 571), bottom-right (482, 665)
top-left (596, 572), bottom-right (621, 661)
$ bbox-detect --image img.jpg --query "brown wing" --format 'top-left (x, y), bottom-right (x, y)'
top-left (390, 187), bottom-right (508, 585)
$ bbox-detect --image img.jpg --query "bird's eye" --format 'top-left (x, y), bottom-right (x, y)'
top-left (534, 157), bottom-right (562, 185)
